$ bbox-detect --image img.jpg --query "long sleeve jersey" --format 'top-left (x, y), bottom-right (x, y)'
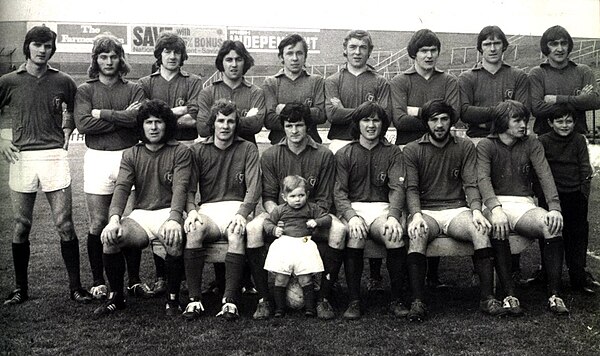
top-left (404, 134), bottom-right (482, 214)
top-left (390, 66), bottom-right (460, 145)
top-left (529, 60), bottom-right (600, 135)
top-left (189, 137), bottom-right (260, 218)
top-left (138, 69), bottom-right (202, 141)
top-left (459, 63), bottom-right (529, 138)
top-left (325, 65), bottom-right (391, 140)
top-left (262, 69), bottom-right (326, 144)
top-left (263, 202), bottom-right (332, 237)
top-left (196, 79), bottom-right (265, 144)
top-left (476, 135), bottom-right (561, 211)
top-left (261, 137), bottom-right (335, 212)
top-left (334, 140), bottom-right (405, 222)
top-left (74, 77), bottom-right (146, 150)
top-left (538, 131), bottom-right (592, 198)
top-left (109, 142), bottom-right (192, 224)
top-left (0, 63), bottom-right (77, 151)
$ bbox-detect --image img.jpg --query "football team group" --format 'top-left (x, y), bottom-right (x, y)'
top-left (1, 22), bottom-right (599, 322)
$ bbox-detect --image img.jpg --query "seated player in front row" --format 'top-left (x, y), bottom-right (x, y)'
top-left (538, 107), bottom-right (597, 295)
top-left (404, 99), bottom-right (504, 322)
top-left (477, 100), bottom-right (568, 315)
top-left (183, 99), bottom-right (260, 321)
top-left (263, 175), bottom-right (332, 317)
top-left (334, 101), bottom-right (406, 320)
top-left (96, 99), bottom-right (191, 316)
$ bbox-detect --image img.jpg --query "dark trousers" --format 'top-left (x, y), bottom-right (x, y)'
top-left (559, 191), bottom-right (589, 287)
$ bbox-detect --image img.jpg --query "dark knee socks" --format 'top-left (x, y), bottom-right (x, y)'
top-left (319, 246), bottom-right (344, 301)
top-left (491, 239), bottom-right (516, 296)
top-left (184, 248), bottom-right (206, 300)
top-left (344, 248), bottom-right (364, 302)
top-left (407, 252), bottom-right (427, 301)
top-left (103, 252), bottom-right (126, 300)
top-left (60, 239), bottom-right (82, 291)
top-left (543, 237), bottom-right (564, 296)
top-left (153, 253), bottom-right (166, 280)
top-left (246, 246), bottom-right (270, 300)
top-left (87, 233), bottom-right (104, 286)
top-left (302, 284), bottom-right (316, 313)
top-left (165, 254), bottom-right (184, 300)
top-left (122, 247), bottom-right (142, 286)
top-left (386, 247), bottom-right (407, 301)
top-left (224, 253), bottom-right (245, 303)
top-left (12, 241), bottom-right (30, 292)
top-left (273, 286), bottom-right (286, 313)
top-left (473, 247), bottom-right (494, 300)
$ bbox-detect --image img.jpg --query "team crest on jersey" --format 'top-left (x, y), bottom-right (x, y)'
top-left (237, 173), bottom-right (245, 184)
top-left (241, 109), bottom-right (248, 117)
top-left (518, 164), bottom-right (531, 175)
top-left (52, 94), bottom-right (65, 114)
top-left (504, 89), bottom-right (514, 100)
top-left (176, 98), bottom-right (185, 107)
top-left (307, 176), bottom-right (317, 187)
top-left (366, 93), bottom-right (375, 102)
top-left (164, 172), bottom-right (173, 184)
top-left (304, 98), bottom-right (313, 107)
top-left (451, 168), bottom-right (460, 179)
top-left (376, 172), bottom-right (387, 185)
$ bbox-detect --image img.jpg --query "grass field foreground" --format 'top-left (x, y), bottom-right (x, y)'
top-left (1, 143), bottom-right (599, 355)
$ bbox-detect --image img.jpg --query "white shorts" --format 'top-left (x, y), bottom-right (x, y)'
top-left (351, 202), bottom-right (389, 227)
top-left (9, 148), bottom-right (71, 193)
top-left (264, 235), bottom-right (324, 275)
top-left (420, 207), bottom-right (470, 235)
top-left (490, 196), bottom-right (537, 230)
top-left (197, 201), bottom-right (243, 235)
top-left (83, 148), bottom-right (123, 195)
top-left (127, 208), bottom-right (171, 259)
top-left (328, 139), bottom-right (352, 154)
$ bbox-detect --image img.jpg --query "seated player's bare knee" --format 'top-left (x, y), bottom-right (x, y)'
top-left (346, 234), bottom-right (366, 249)
top-left (407, 236), bottom-right (428, 254)
top-left (246, 214), bottom-right (267, 248)
top-left (165, 244), bottom-right (183, 257)
top-left (120, 218), bottom-right (150, 249)
top-left (227, 231), bottom-right (245, 254)
top-left (327, 216), bottom-right (347, 249)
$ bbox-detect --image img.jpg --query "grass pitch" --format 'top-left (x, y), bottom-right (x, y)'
top-left (1, 143), bottom-right (599, 355)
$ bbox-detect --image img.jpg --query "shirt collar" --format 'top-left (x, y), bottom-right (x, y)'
top-left (213, 77), bottom-right (252, 88)
top-left (200, 135), bottom-right (246, 145)
top-left (539, 59), bottom-right (578, 69)
top-left (85, 76), bottom-right (128, 84)
top-left (150, 68), bottom-right (191, 77)
top-left (273, 68), bottom-right (310, 79)
top-left (471, 62), bottom-right (512, 72)
top-left (16, 63), bottom-right (59, 74)
top-left (341, 63), bottom-right (377, 74)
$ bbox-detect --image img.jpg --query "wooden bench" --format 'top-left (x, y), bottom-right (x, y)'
top-left (204, 234), bottom-right (533, 263)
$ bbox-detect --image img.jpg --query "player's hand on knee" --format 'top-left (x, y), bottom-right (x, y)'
top-left (383, 216), bottom-right (402, 243)
top-left (348, 216), bottom-right (368, 240)
top-left (408, 213), bottom-right (428, 240)
top-left (227, 214), bottom-right (247, 235)
top-left (472, 209), bottom-right (491, 235)
top-left (184, 210), bottom-right (202, 233)
top-left (545, 210), bottom-right (563, 236)
top-left (0, 138), bottom-right (20, 164)
top-left (490, 207), bottom-right (509, 240)
top-left (101, 216), bottom-right (122, 245)
top-left (161, 220), bottom-right (183, 247)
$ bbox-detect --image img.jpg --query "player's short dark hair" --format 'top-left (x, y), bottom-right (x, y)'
top-left (279, 103), bottom-right (313, 128)
top-left (540, 25), bottom-right (574, 56)
top-left (547, 104), bottom-right (575, 122)
top-left (350, 101), bottom-right (389, 140)
top-left (137, 99), bottom-right (177, 144)
top-left (476, 26), bottom-right (509, 53)
top-left (23, 25), bottom-right (57, 60)
top-left (87, 33), bottom-right (131, 78)
top-left (208, 99), bottom-right (241, 136)
top-left (491, 100), bottom-right (530, 134)
top-left (343, 30), bottom-right (374, 57)
top-left (278, 34), bottom-right (308, 59)
top-left (154, 31), bottom-right (188, 67)
top-left (215, 40), bottom-right (255, 75)
top-left (282, 175), bottom-right (308, 195)
top-left (407, 29), bottom-right (441, 59)
top-left (421, 99), bottom-right (458, 126)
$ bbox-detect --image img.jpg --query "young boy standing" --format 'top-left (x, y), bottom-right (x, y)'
top-left (538, 109), bottom-right (595, 294)
top-left (263, 175), bottom-right (331, 317)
